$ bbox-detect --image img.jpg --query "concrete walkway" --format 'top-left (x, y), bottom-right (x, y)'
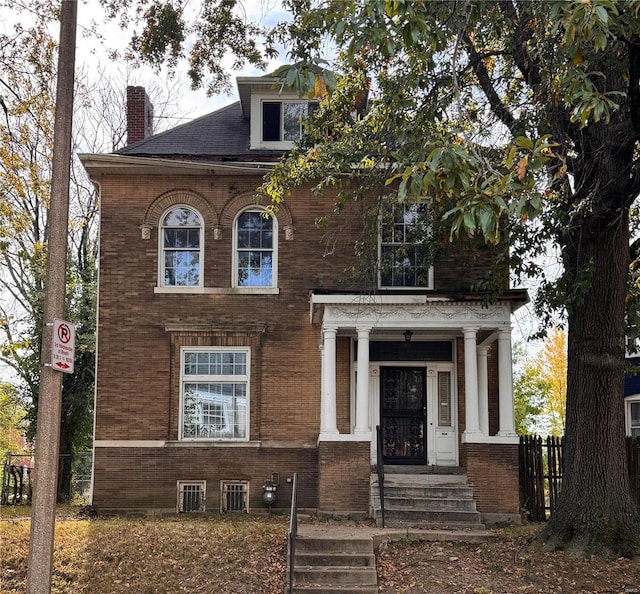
top-left (297, 522), bottom-right (494, 547)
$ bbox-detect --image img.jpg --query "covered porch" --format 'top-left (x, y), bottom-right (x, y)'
top-left (310, 291), bottom-right (526, 523)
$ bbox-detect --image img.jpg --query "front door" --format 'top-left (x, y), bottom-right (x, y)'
top-left (380, 366), bottom-right (427, 464)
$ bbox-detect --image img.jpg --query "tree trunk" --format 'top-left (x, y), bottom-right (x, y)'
top-left (542, 118), bottom-right (640, 555)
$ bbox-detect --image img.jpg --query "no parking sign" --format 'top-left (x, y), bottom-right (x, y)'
top-left (51, 319), bottom-right (75, 374)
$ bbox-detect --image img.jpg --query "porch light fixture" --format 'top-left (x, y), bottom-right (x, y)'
top-left (404, 330), bottom-right (413, 343)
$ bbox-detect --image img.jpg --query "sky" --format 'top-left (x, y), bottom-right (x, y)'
top-left (0, 0), bottom-right (546, 358)
top-left (74, 0), bottom-right (291, 121)
top-left (72, 0), bottom-right (546, 350)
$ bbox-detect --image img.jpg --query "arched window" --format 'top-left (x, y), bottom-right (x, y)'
top-left (234, 209), bottom-right (276, 288)
top-left (160, 206), bottom-right (203, 287)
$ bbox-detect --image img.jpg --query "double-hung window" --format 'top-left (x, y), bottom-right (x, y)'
top-left (234, 209), bottom-right (276, 288)
top-left (181, 348), bottom-right (249, 440)
top-left (379, 201), bottom-right (433, 289)
top-left (160, 206), bottom-right (202, 287)
top-left (262, 100), bottom-right (318, 143)
top-left (628, 397), bottom-right (640, 438)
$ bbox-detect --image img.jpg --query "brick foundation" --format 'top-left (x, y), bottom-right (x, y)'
top-left (318, 440), bottom-right (371, 517)
top-left (463, 442), bottom-right (521, 525)
top-left (92, 446), bottom-right (318, 513)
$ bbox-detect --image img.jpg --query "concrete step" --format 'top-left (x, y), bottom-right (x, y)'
top-left (379, 518), bottom-right (486, 530)
top-left (380, 495), bottom-right (477, 512)
top-left (295, 552), bottom-right (375, 568)
top-left (377, 484), bottom-right (475, 499)
top-left (290, 534), bottom-right (378, 593)
top-left (379, 507), bottom-right (481, 523)
top-left (383, 465), bottom-right (465, 475)
top-left (296, 536), bottom-right (373, 554)
top-left (293, 567), bottom-right (377, 587)
top-left (370, 471), bottom-right (486, 531)
top-left (375, 472), bottom-right (468, 485)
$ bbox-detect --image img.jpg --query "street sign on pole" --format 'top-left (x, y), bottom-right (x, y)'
top-left (51, 318), bottom-right (75, 374)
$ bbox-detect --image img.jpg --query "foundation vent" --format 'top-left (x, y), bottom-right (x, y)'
top-left (221, 480), bottom-right (249, 513)
top-left (177, 481), bottom-right (206, 513)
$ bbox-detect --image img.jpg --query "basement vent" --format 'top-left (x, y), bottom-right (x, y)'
top-left (220, 480), bottom-right (249, 513)
top-left (177, 481), bottom-right (206, 513)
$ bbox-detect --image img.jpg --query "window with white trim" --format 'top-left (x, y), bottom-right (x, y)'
top-left (627, 396), bottom-right (640, 438)
top-left (437, 371), bottom-right (452, 427)
top-left (249, 93), bottom-right (318, 150)
top-left (262, 100), bottom-right (318, 143)
top-left (180, 348), bottom-right (249, 440)
top-left (160, 206), bottom-right (202, 287)
top-left (234, 209), bottom-right (277, 288)
top-left (379, 201), bottom-right (433, 289)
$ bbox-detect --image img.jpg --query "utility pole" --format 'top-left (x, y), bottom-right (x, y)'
top-left (26, 1), bottom-right (77, 592)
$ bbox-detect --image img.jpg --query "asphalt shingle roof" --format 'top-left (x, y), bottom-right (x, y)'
top-left (116, 101), bottom-right (281, 161)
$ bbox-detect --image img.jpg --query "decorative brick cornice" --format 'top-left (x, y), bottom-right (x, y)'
top-left (219, 191), bottom-right (294, 235)
top-left (143, 189), bottom-right (218, 228)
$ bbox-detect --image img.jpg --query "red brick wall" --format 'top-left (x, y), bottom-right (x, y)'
top-left (93, 446), bottom-right (318, 512)
top-left (92, 167), bottom-right (508, 511)
top-left (318, 441), bottom-right (370, 513)
top-left (126, 86), bottom-right (153, 145)
top-left (464, 442), bottom-right (520, 519)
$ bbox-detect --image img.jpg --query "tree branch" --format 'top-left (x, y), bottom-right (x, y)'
top-left (462, 31), bottom-right (518, 135)
top-left (628, 39), bottom-right (640, 135)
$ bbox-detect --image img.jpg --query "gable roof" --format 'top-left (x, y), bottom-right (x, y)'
top-left (116, 101), bottom-right (282, 162)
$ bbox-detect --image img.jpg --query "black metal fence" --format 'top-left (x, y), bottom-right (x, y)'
top-left (519, 435), bottom-right (640, 521)
top-left (1, 451), bottom-right (92, 506)
top-left (287, 472), bottom-right (298, 594)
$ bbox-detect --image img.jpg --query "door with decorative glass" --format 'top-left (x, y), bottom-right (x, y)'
top-left (379, 365), bottom-right (457, 466)
top-left (380, 367), bottom-right (427, 464)
top-left (427, 367), bottom-right (457, 465)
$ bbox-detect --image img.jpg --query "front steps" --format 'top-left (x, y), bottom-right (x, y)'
top-left (370, 471), bottom-right (485, 530)
top-left (289, 533), bottom-right (378, 594)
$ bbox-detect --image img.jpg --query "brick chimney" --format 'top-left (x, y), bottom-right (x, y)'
top-left (126, 86), bottom-right (154, 145)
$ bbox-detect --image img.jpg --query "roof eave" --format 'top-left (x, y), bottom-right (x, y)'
top-left (78, 153), bottom-right (275, 178)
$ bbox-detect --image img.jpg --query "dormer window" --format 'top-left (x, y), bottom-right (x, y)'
top-left (262, 101), bottom-right (318, 143)
top-left (248, 91), bottom-right (318, 150)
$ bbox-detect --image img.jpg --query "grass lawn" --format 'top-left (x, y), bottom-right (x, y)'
top-left (0, 506), bottom-right (288, 594)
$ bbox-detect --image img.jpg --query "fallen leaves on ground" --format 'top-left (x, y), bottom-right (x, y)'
top-left (377, 526), bottom-right (640, 594)
top-left (2, 510), bottom-right (640, 594)
top-left (0, 511), bottom-right (287, 594)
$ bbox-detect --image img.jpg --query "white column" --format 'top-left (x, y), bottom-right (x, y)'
top-left (354, 327), bottom-right (371, 435)
top-left (498, 328), bottom-right (516, 436)
top-left (463, 327), bottom-right (482, 438)
top-left (477, 346), bottom-right (490, 437)
top-left (321, 326), bottom-right (339, 435)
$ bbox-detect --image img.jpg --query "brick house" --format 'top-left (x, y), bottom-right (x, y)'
top-left (79, 77), bottom-right (527, 524)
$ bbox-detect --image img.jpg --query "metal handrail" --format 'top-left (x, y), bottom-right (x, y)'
top-left (376, 425), bottom-right (385, 528)
top-left (287, 472), bottom-right (298, 594)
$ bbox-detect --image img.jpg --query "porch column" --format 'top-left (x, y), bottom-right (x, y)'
top-left (354, 326), bottom-right (371, 435)
top-left (321, 326), bottom-right (339, 435)
top-left (463, 327), bottom-right (482, 438)
top-left (497, 328), bottom-right (517, 436)
top-left (477, 345), bottom-right (490, 437)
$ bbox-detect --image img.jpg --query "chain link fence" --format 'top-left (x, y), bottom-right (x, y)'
top-left (1, 451), bottom-right (92, 506)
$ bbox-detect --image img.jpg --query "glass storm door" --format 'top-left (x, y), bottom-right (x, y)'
top-left (380, 367), bottom-right (427, 464)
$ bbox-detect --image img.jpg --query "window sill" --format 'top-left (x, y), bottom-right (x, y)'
top-left (249, 141), bottom-right (294, 151)
top-left (167, 440), bottom-right (261, 448)
top-left (155, 287), bottom-right (280, 295)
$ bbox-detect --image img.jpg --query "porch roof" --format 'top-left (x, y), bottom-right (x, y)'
top-left (309, 289), bottom-right (528, 326)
